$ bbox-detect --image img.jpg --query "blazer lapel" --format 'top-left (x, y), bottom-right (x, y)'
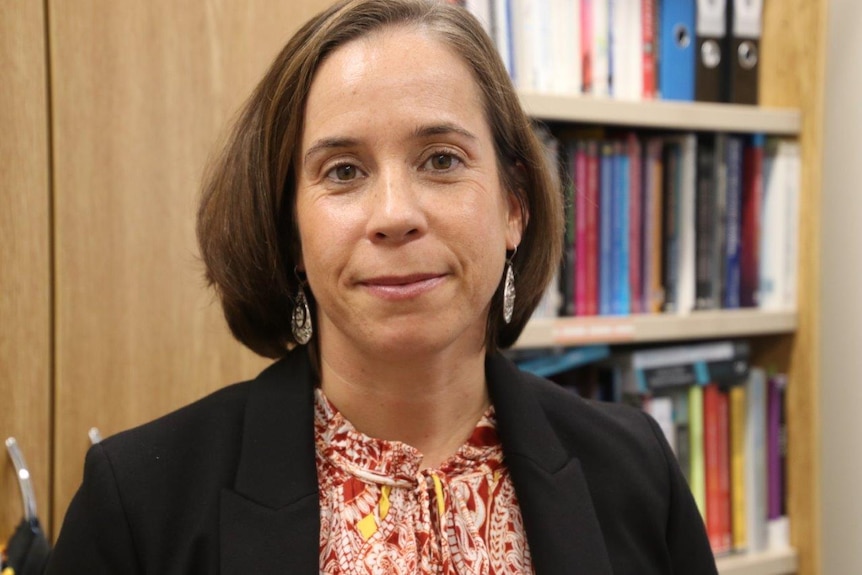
top-left (487, 353), bottom-right (613, 575)
top-left (220, 350), bottom-right (320, 575)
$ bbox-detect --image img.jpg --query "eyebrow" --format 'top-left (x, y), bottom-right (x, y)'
top-left (411, 123), bottom-right (478, 142)
top-left (302, 123), bottom-right (478, 165)
top-left (303, 137), bottom-right (361, 165)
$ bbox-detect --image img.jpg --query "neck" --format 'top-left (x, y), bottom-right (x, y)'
top-left (318, 337), bottom-right (490, 470)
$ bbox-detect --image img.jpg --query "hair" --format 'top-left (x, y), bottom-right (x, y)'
top-left (197, 0), bottom-right (564, 359)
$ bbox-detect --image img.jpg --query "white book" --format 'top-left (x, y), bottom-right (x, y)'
top-left (677, 134), bottom-right (698, 314)
top-left (551, 0), bottom-right (582, 94)
top-left (782, 141), bottom-right (801, 310)
top-left (609, 0), bottom-right (642, 99)
top-left (534, 0), bottom-right (555, 93)
top-left (647, 396), bottom-right (677, 452)
top-left (592, 0), bottom-right (610, 97)
top-left (511, 0), bottom-right (537, 91)
top-left (745, 368), bottom-right (769, 553)
top-left (465, 0), bottom-right (493, 36)
top-left (492, 0), bottom-right (514, 76)
top-left (759, 139), bottom-right (790, 310)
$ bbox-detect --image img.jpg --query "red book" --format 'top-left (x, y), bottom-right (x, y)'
top-left (641, 0), bottom-right (656, 99)
top-left (581, 0), bottom-right (594, 94)
top-left (740, 136), bottom-right (764, 307)
top-left (704, 383), bottom-right (733, 555)
top-left (627, 133), bottom-right (643, 314)
top-left (585, 140), bottom-right (600, 316)
top-left (575, 143), bottom-right (589, 316)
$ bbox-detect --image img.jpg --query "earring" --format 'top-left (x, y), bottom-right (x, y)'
top-left (292, 275), bottom-right (313, 345)
top-left (503, 249), bottom-right (516, 324)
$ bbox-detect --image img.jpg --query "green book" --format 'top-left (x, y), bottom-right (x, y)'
top-left (688, 384), bottom-right (706, 520)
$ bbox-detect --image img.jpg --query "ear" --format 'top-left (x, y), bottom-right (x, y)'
top-left (504, 160), bottom-right (527, 250)
top-left (505, 188), bottom-right (525, 251)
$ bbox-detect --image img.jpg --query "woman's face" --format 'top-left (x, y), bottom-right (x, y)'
top-left (295, 26), bottom-right (523, 360)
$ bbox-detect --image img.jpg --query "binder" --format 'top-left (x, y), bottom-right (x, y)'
top-left (695, 0), bottom-right (727, 102)
top-left (659, 0), bottom-right (696, 101)
top-left (727, 0), bottom-right (763, 104)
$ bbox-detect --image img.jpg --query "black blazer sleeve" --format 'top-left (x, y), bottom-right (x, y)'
top-left (46, 444), bottom-right (141, 575)
top-left (643, 411), bottom-right (717, 574)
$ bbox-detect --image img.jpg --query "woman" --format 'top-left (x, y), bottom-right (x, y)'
top-left (47, 1), bottom-right (717, 573)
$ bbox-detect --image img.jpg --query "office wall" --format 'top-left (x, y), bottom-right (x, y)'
top-left (0, 1), bottom-right (52, 540)
top-left (820, 0), bottom-right (862, 572)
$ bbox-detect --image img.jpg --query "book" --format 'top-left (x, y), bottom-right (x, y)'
top-left (723, 135), bottom-right (744, 308)
top-left (695, 134), bottom-right (718, 310)
top-left (704, 383), bottom-right (732, 555)
top-left (600, 142), bottom-right (615, 315)
top-left (662, 140), bottom-right (681, 312)
top-left (611, 141), bottom-right (631, 315)
top-left (745, 368), bottom-right (769, 552)
top-left (740, 134), bottom-right (764, 307)
top-left (642, 137), bottom-right (665, 312)
top-left (689, 384), bottom-right (706, 518)
top-left (729, 383), bottom-right (748, 550)
top-left (659, 0), bottom-right (696, 100)
top-left (627, 133), bottom-right (644, 314)
top-left (515, 344), bottom-right (612, 377)
top-left (585, 140), bottom-right (601, 315)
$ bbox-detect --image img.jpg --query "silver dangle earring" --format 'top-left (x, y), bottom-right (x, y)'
top-left (503, 248), bottom-right (517, 324)
top-left (292, 270), bottom-right (313, 345)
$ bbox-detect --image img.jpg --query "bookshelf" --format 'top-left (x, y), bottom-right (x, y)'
top-left (717, 548), bottom-right (798, 575)
top-left (520, 92), bottom-right (802, 135)
top-left (511, 0), bottom-right (827, 567)
top-left (516, 310), bottom-right (797, 349)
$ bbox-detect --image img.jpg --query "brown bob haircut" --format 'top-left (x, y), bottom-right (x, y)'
top-left (197, 0), bottom-right (564, 359)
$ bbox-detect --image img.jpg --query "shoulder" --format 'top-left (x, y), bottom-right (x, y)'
top-left (516, 367), bottom-right (667, 466)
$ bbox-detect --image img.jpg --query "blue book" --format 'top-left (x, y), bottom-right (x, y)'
top-left (723, 135), bottom-right (744, 308)
top-left (611, 143), bottom-right (631, 315)
top-left (599, 143), bottom-right (615, 315)
top-left (516, 345), bottom-right (612, 377)
top-left (659, 0), bottom-right (696, 101)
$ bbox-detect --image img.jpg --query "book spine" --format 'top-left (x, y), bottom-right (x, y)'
top-left (662, 142), bottom-right (679, 312)
top-left (740, 134), bottom-right (764, 307)
top-left (689, 384), bottom-right (706, 519)
top-left (575, 141), bottom-right (589, 316)
top-left (600, 142), bottom-right (614, 315)
top-left (562, 143), bottom-right (576, 316)
top-left (723, 136), bottom-right (743, 308)
top-left (676, 134), bottom-right (698, 313)
top-left (712, 133), bottom-right (728, 311)
top-left (704, 383), bottom-right (731, 555)
top-left (730, 384), bottom-right (748, 551)
top-left (592, 0), bottom-right (610, 97)
top-left (745, 368), bottom-right (769, 552)
top-left (628, 133), bottom-right (644, 314)
top-left (766, 374), bottom-right (783, 520)
top-left (586, 140), bottom-right (601, 315)
top-left (642, 0), bottom-right (657, 98)
top-left (611, 142), bottom-right (631, 315)
top-left (581, 0), bottom-right (594, 94)
top-left (695, 135), bottom-right (717, 310)
top-left (646, 138), bottom-right (664, 312)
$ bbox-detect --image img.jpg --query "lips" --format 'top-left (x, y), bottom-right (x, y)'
top-left (359, 273), bottom-right (447, 300)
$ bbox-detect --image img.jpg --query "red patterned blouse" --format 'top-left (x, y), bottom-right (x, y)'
top-left (315, 389), bottom-right (534, 574)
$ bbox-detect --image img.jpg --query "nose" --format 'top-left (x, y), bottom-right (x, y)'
top-left (366, 166), bottom-right (427, 243)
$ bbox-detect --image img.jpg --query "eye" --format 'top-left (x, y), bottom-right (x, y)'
top-left (424, 152), bottom-right (462, 172)
top-left (326, 163), bottom-right (359, 182)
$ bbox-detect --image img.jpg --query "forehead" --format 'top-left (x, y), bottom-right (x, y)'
top-left (301, 25), bottom-right (489, 142)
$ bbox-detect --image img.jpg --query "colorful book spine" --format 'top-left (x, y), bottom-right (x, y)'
top-left (575, 142), bottom-right (589, 316)
top-left (689, 384), bottom-right (706, 519)
top-left (662, 141), bottom-right (680, 312)
top-left (723, 136), bottom-right (744, 308)
top-left (695, 134), bottom-right (717, 310)
top-left (740, 134), bottom-right (764, 307)
top-left (641, 0), bottom-right (657, 99)
top-left (581, 0), bottom-right (594, 94)
top-left (745, 368), bottom-right (769, 552)
top-left (644, 138), bottom-right (664, 312)
top-left (628, 133), bottom-right (644, 314)
top-left (704, 383), bottom-right (731, 555)
top-left (600, 142), bottom-right (614, 315)
top-left (729, 384), bottom-right (748, 551)
top-left (767, 374), bottom-right (787, 520)
top-left (586, 140), bottom-right (601, 315)
top-left (611, 142), bottom-right (631, 315)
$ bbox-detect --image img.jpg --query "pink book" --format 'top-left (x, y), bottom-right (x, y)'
top-left (575, 142), bottom-right (589, 316)
top-left (581, 0), bottom-right (594, 94)
top-left (585, 140), bottom-right (600, 316)
top-left (641, 0), bottom-right (656, 99)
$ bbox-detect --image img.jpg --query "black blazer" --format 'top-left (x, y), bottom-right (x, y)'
top-left (47, 350), bottom-right (717, 574)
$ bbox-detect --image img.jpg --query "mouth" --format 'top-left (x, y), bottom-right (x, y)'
top-left (359, 273), bottom-right (447, 300)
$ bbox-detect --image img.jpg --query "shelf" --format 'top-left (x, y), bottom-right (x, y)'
top-left (515, 309), bottom-right (797, 349)
top-left (519, 92), bottom-right (802, 135)
top-left (717, 548), bottom-right (798, 575)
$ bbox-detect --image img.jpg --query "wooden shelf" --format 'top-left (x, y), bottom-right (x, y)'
top-left (515, 309), bottom-right (797, 349)
top-left (717, 548), bottom-right (798, 575)
top-left (519, 92), bottom-right (802, 135)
